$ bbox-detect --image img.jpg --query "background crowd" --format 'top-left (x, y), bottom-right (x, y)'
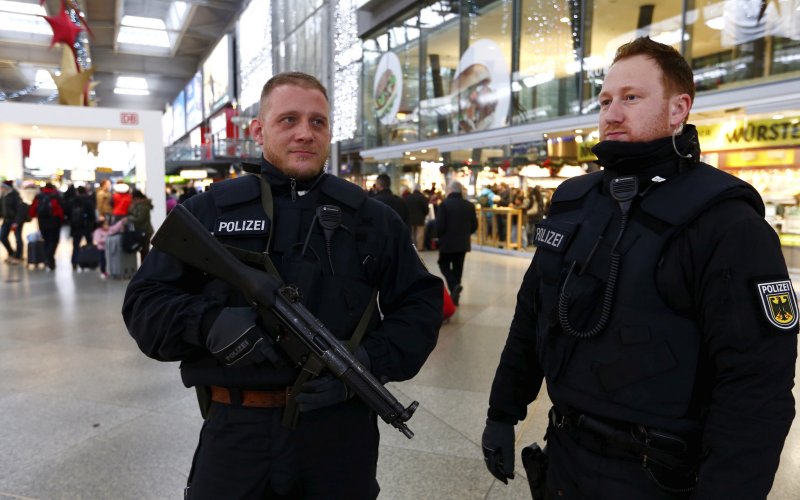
top-left (0, 178), bottom-right (154, 277)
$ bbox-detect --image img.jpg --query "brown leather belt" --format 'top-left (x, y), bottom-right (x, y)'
top-left (210, 385), bottom-right (288, 408)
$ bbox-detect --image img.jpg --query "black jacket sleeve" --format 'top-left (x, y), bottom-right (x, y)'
top-left (660, 199), bottom-right (797, 499)
top-left (121, 196), bottom-right (220, 361)
top-left (360, 202), bottom-right (442, 382)
top-left (487, 256), bottom-right (545, 424)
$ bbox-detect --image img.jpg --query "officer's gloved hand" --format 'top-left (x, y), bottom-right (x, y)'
top-left (295, 346), bottom-right (370, 412)
top-left (206, 307), bottom-right (280, 367)
top-left (482, 419), bottom-right (516, 484)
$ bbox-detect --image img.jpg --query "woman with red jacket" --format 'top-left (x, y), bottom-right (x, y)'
top-left (112, 181), bottom-right (132, 223)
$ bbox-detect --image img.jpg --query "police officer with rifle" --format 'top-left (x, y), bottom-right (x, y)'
top-left (482, 38), bottom-right (797, 499)
top-left (123, 72), bottom-right (442, 499)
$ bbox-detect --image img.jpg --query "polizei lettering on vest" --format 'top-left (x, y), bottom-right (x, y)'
top-left (535, 227), bottom-right (565, 248)
top-left (217, 220), bottom-right (266, 232)
top-left (759, 282), bottom-right (791, 294)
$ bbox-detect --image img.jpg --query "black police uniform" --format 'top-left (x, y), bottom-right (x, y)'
top-left (487, 126), bottom-right (797, 499)
top-left (123, 159), bottom-right (442, 499)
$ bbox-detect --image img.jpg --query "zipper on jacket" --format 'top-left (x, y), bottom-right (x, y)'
top-left (290, 178), bottom-right (297, 202)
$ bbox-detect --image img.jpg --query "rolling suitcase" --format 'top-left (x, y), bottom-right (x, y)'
top-left (76, 244), bottom-right (101, 270)
top-left (105, 233), bottom-right (138, 279)
top-left (27, 234), bottom-right (46, 269)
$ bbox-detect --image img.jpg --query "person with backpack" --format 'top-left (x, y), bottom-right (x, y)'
top-left (0, 180), bottom-right (27, 264)
top-left (29, 182), bottom-right (65, 270)
top-left (126, 189), bottom-right (154, 261)
top-left (69, 185), bottom-right (97, 271)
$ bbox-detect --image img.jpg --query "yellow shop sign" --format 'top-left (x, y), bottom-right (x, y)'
top-left (698, 117), bottom-right (800, 152)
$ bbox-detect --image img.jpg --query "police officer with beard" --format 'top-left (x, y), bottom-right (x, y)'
top-left (482, 38), bottom-right (797, 499)
top-left (123, 72), bottom-right (442, 499)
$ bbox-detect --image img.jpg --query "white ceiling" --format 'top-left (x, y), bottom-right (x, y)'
top-left (0, 0), bottom-right (249, 111)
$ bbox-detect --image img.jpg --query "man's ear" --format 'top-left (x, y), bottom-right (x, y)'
top-left (669, 94), bottom-right (692, 128)
top-left (249, 118), bottom-right (264, 145)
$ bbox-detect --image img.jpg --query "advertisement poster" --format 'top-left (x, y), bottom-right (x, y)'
top-left (203, 35), bottom-right (231, 117)
top-left (373, 52), bottom-right (403, 125)
top-left (185, 71), bottom-right (203, 130)
top-left (172, 90), bottom-right (186, 140)
top-left (452, 39), bottom-right (510, 133)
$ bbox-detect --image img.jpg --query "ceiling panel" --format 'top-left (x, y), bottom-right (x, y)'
top-left (0, 0), bottom-right (249, 111)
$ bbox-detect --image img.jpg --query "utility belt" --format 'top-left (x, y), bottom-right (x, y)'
top-left (548, 406), bottom-right (703, 494)
top-left (209, 385), bottom-right (289, 408)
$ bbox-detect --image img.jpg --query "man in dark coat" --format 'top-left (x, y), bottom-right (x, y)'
top-left (0, 180), bottom-right (26, 263)
top-left (436, 180), bottom-right (477, 305)
top-left (406, 184), bottom-right (429, 250)
top-left (372, 174), bottom-right (409, 225)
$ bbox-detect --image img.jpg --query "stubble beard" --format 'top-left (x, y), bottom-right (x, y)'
top-left (263, 148), bottom-right (326, 181)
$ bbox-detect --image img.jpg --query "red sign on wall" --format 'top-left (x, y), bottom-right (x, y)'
top-left (120, 112), bottom-right (139, 125)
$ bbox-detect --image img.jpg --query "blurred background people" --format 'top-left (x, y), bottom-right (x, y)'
top-left (127, 189), bottom-right (154, 261)
top-left (436, 181), bottom-right (477, 306)
top-left (96, 179), bottom-right (113, 222)
top-left (406, 184), bottom-right (429, 250)
top-left (112, 181), bottom-right (132, 223)
top-left (29, 182), bottom-right (64, 271)
top-left (373, 173), bottom-right (409, 225)
top-left (69, 185), bottom-right (97, 271)
top-left (0, 180), bottom-right (26, 264)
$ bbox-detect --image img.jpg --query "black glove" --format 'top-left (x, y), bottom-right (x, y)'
top-left (294, 346), bottom-right (370, 412)
top-left (482, 419), bottom-right (516, 484)
top-left (206, 307), bottom-right (280, 367)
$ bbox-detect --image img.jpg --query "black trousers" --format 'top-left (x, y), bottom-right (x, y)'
top-left (0, 220), bottom-right (23, 258)
top-left (71, 228), bottom-right (94, 265)
top-left (186, 399), bottom-right (380, 500)
top-left (545, 426), bottom-right (691, 499)
top-left (437, 251), bottom-right (466, 292)
top-left (40, 226), bottom-right (61, 269)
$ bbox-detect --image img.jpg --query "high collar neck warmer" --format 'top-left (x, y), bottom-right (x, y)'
top-left (259, 158), bottom-right (325, 196)
top-left (591, 124), bottom-right (701, 192)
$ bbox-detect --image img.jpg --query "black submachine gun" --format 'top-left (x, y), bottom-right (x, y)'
top-left (152, 204), bottom-right (418, 438)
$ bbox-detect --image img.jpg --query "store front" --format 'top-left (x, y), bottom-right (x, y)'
top-left (356, 0), bottom-right (800, 262)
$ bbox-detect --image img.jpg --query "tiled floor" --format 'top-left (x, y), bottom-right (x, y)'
top-left (0, 235), bottom-right (798, 499)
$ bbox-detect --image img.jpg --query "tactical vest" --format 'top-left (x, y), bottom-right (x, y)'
top-left (208, 173), bottom-right (382, 341)
top-left (534, 164), bottom-right (762, 432)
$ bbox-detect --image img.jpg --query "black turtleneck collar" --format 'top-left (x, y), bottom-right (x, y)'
top-left (259, 157), bottom-right (326, 197)
top-left (591, 124), bottom-right (701, 193)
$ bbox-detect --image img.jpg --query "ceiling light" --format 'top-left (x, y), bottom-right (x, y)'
top-left (114, 88), bottom-right (150, 96)
top-left (560, 17), bottom-right (570, 23)
top-left (116, 76), bottom-right (149, 89)
top-left (772, 114), bottom-right (784, 120)
top-left (34, 69), bottom-right (57, 90)
top-left (704, 16), bottom-right (724, 30)
top-left (121, 15), bottom-right (166, 30)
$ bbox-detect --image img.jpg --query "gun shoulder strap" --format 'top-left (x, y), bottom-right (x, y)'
top-left (282, 283), bottom-right (379, 429)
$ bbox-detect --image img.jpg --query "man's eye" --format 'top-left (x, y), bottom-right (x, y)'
top-left (282, 117), bottom-right (296, 124)
top-left (312, 119), bottom-right (327, 127)
top-left (599, 98), bottom-right (611, 107)
top-left (624, 95), bottom-right (638, 101)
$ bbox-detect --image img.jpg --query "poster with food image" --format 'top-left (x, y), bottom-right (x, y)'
top-left (451, 39), bottom-right (510, 133)
top-left (373, 52), bottom-right (403, 125)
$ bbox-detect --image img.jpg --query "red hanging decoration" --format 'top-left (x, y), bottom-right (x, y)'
top-left (41, 4), bottom-right (84, 54)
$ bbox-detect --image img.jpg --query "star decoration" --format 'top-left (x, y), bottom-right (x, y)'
top-left (42, 6), bottom-right (84, 53)
top-left (51, 45), bottom-right (94, 106)
top-left (52, 66), bottom-right (95, 106)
